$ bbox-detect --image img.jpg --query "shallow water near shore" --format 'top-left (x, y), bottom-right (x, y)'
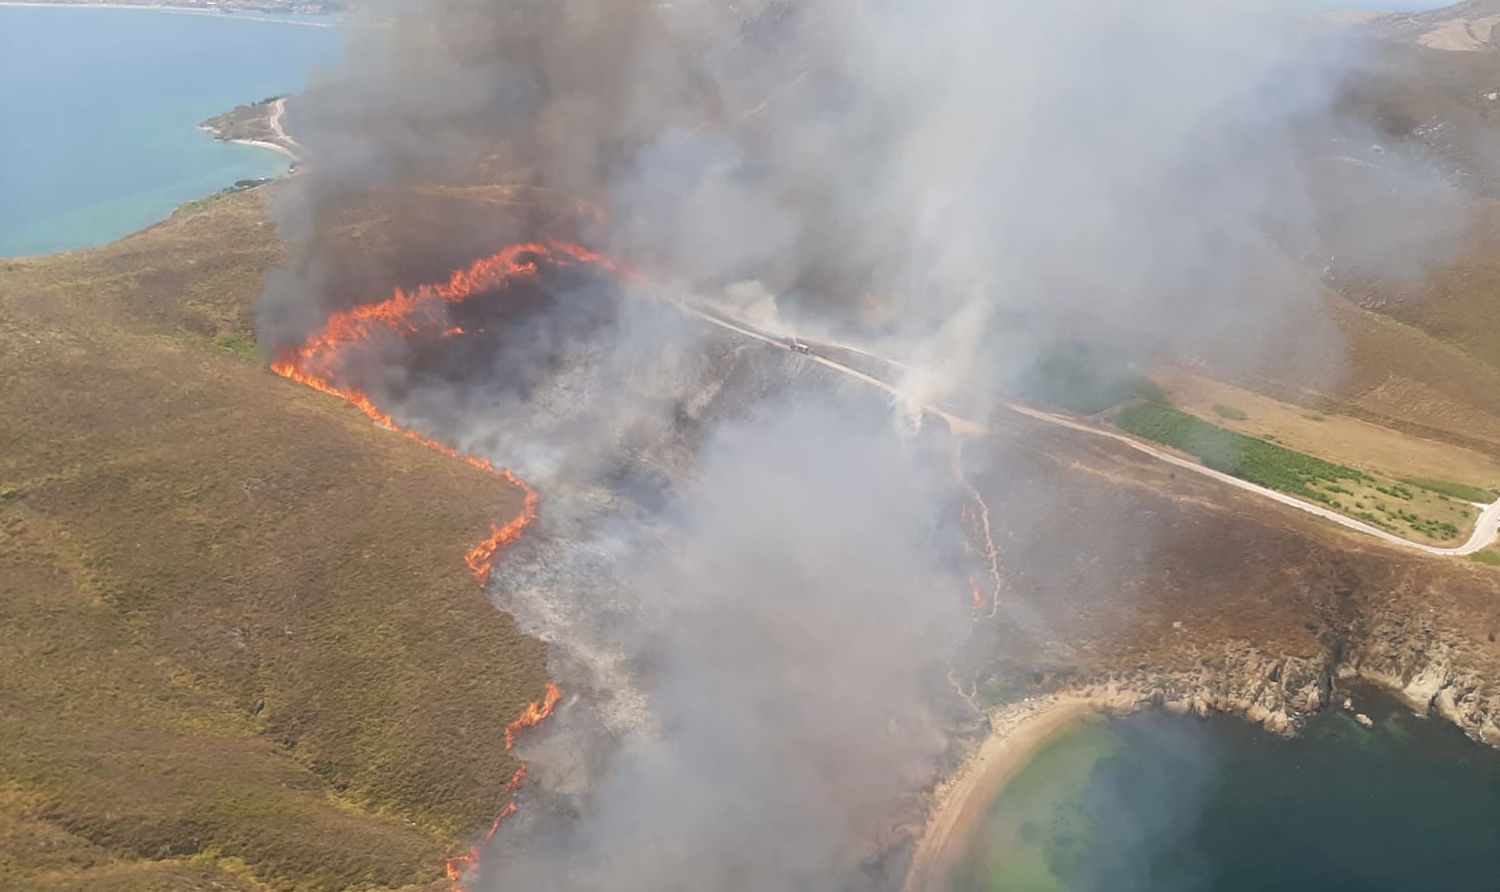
top-left (953, 695), bottom-right (1500, 892)
top-left (0, 6), bottom-right (342, 257)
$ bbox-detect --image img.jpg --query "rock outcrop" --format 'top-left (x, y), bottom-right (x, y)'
top-left (1027, 599), bottom-right (1500, 748)
top-left (1058, 641), bottom-right (1321, 736)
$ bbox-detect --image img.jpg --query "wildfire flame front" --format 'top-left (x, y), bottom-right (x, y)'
top-left (269, 244), bottom-right (599, 890)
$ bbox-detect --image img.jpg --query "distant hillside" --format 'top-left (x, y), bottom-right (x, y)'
top-left (1371, 0), bottom-right (1500, 51)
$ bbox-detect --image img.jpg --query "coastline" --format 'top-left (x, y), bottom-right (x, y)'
top-left (0, 1), bottom-right (318, 259)
top-left (0, 2), bottom-right (339, 26)
top-left (198, 124), bottom-right (297, 160)
top-left (233, 138), bottom-right (296, 159)
top-left (903, 696), bottom-right (1099, 892)
top-left (902, 632), bottom-right (1500, 892)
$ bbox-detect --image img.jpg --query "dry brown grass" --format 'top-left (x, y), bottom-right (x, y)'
top-left (1372, 202), bottom-right (1500, 368)
top-left (0, 189), bottom-right (548, 891)
top-left (1153, 367), bottom-right (1500, 489)
top-left (1172, 43), bottom-right (1500, 457)
top-left (1209, 288), bottom-right (1500, 457)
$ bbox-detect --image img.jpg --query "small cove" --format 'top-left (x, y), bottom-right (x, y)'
top-left (953, 695), bottom-right (1500, 891)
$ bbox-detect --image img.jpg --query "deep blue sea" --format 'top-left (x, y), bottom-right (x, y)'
top-left (0, 6), bottom-right (342, 257)
top-left (955, 695), bottom-right (1500, 892)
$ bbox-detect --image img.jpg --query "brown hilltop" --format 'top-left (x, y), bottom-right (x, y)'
top-left (1370, 0), bottom-right (1500, 51)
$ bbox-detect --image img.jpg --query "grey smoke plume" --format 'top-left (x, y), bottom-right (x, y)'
top-left (257, 0), bottom-right (1470, 888)
top-left (493, 397), bottom-right (966, 890)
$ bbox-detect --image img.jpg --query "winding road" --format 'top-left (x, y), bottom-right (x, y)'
top-left (670, 294), bottom-right (1500, 558)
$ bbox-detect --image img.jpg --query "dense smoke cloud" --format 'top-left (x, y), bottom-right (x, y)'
top-left (487, 399), bottom-right (967, 890)
top-left (266, 0), bottom-right (1460, 385)
top-left (257, 0), bottom-right (1469, 888)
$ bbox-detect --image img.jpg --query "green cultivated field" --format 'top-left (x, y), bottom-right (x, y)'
top-left (1111, 403), bottom-right (1370, 500)
top-left (1111, 403), bottom-right (1475, 544)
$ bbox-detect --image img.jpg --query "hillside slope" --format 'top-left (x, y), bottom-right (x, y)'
top-left (0, 190), bottom-right (548, 891)
top-left (1371, 0), bottom-right (1500, 51)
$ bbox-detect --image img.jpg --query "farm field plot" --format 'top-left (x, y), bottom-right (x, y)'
top-left (1151, 368), bottom-right (1500, 492)
top-left (1112, 402), bottom-right (1481, 546)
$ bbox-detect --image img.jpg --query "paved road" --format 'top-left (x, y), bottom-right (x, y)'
top-left (672, 296), bottom-right (1500, 557)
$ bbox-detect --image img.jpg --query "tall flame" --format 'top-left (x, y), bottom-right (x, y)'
top-left (505, 682), bottom-right (564, 751)
top-left (270, 244), bottom-right (599, 890)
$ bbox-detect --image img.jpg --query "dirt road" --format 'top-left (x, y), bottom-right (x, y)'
top-left (673, 297), bottom-right (1500, 557)
top-left (668, 299), bottom-right (983, 436)
top-left (268, 97), bottom-right (302, 156)
top-left (1002, 401), bottom-right (1500, 557)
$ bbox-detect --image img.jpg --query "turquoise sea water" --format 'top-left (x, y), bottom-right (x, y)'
top-left (954, 696), bottom-right (1500, 892)
top-left (0, 6), bottom-right (342, 257)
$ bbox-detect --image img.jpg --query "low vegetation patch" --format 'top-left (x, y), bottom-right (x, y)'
top-left (211, 332), bottom-right (262, 361)
top-left (1401, 477), bottom-right (1497, 504)
top-left (1212, 403), bottom-right (1248, 421)
top-left (1112, 403), bottom-right (1477, 544)
top-left (1111, 403), bottom-right (1370, 499)
top-left (1472, 551), bottom-right (1500, 566)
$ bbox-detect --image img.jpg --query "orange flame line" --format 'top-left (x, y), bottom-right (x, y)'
top-left (270, 244), bottom-right (594, 890)
top-left (443, 682), bottom-right (562, 890)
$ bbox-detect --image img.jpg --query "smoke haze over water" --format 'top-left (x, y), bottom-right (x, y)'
top-left (257, 1), bottom-right (1472, 887)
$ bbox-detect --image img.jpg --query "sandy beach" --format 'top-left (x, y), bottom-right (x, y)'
top-left (904, 695), bottom-right (1100, 892)
top-left (231, 137), bottom-right (295, 158)
top-left (196, 124), bottom-right (296, 159)
top-left (198, 99), bottom-right (299, 160)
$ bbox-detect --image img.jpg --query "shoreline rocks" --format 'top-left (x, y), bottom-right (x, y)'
top-left (1020, 626), bottom-right (1500, 749)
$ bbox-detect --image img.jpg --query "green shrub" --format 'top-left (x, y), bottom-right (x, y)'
top-left (212, 334), bottom-right (262, 362)
top-left (1212, 404), bottom-right (1248, 421)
